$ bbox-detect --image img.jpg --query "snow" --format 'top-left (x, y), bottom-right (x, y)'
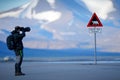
top-left (0, 62), bottom-right (120, 80)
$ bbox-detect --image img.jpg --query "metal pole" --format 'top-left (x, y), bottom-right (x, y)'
top-left (94, 27), bottom-right (97, 64)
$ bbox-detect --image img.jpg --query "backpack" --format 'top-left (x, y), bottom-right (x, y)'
top-left (6, 35), bottom-right (15, 50)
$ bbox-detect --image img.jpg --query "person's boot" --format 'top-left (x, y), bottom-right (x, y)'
top-left (15, 72), bottom-right (25, 76)
top-left (15, 64), bottom-right (25, 76)
top-left (19, 67), bottom-right (25, 75)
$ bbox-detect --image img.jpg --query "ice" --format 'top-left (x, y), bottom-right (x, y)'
top-left (0, 62), bottom-right (120, 80)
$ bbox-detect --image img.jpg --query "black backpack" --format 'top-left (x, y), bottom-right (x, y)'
top-left (6, 35), bottom-right (15, 50)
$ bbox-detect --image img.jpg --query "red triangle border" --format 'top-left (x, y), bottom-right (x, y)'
top-left (87, 13), bottom-right (103, 27)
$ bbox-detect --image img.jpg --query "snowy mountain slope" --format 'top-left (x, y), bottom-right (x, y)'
top-left (0, 0), bottom-right (120, 53)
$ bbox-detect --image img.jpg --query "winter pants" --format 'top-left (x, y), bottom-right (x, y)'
top-left (14, 49), bottom-right (23, 73)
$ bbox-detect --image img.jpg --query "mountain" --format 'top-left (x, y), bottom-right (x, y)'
top-left (0, 0), bottom-right (120, 55)
top-left (0, 41), bottom-right (14, 57)
top-left (0, 41), bottom-right (120, 58)
top-left (0, 0), bottom-right (88, 49)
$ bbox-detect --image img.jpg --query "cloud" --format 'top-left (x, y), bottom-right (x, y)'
top-left (94, 26), bottom-right (120, 52)
top-left (82, 0), bottom-right (116, 20)
top-left (47, 0), bottom-right (56, 8)
top-left (0, 9), bottom-right (23, 18)
top-left (113, 21), bottom-right (120, 27)
top-left (60, 32), bottom-right (76, 36)
top-left (33, 10), bottom-right (61, 22)
top-left (38, 9), bottom-right (74, 40)
top-left (23, 40), bottom-right (78, 49)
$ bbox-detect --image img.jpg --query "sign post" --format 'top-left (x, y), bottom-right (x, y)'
top-left (94, 28), bottom-right (97, 64)
top-left (87, 13), bottom-right (103, 64)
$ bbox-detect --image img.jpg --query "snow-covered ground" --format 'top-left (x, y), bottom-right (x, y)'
top-left (0, 62), bottom-right (120, 80)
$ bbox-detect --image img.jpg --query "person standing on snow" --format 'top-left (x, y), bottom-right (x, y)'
top-left (11, 26), bottom-right (30, 76)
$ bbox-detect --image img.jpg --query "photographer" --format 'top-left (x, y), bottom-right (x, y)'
top-left (11, 26), bottom-right (30, 76)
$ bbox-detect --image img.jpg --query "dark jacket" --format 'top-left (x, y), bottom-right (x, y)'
top-left (11, 30), bottom-right (25, 50)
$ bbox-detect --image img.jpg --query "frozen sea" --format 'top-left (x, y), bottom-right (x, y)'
top-left (0, 61), bottom-right (120, 80)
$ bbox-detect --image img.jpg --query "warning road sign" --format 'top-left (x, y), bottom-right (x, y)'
top-left (87, 13), bottom-right (103, 27)
top-left (87, 12), bottom-right (103, 64)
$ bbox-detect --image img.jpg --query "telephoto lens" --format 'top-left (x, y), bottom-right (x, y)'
top-left (24, 27), bottom-right (31, 32)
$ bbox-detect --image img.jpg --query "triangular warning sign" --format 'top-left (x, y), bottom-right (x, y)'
top-left (87, 13), bottom-right (103, 27)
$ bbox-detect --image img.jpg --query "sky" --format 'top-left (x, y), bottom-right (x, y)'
top-left (0, 0), bottom-right (120, 53)
top-left (0, 0), bottom-right (30, 12)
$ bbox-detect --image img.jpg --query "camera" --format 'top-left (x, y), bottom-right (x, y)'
top-left (20, 27), bottom-right (31, 32)
top-left (15, 26), bottom-right (31, 32)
